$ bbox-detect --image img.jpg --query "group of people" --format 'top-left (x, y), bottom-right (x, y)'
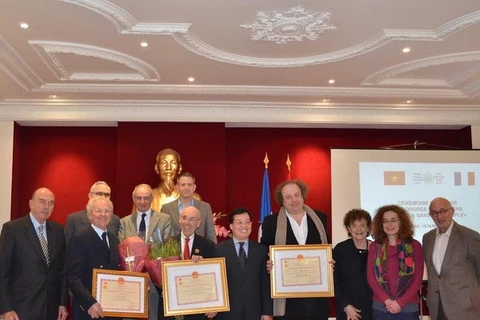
top-left (333, 198), bottom-right (480, 320)
top-left (0, 171), bottom-right (479, 320)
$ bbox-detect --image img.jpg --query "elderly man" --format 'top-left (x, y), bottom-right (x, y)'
top-left (119, 183), bottom-right (173, 320)
top-left (66, 196), bottom-right (119, 320)
top-left (150, 148), bottom-right (201, 212)
top-left (423, 197), bottom-right (480, 320)
top-left (0, 187), bottom-right (68, 320)
top-left (169, 206), bottom-right (215, 320)
top-left (65, 181), bottom-right (120, 244)
top-left (215, 207), bottom-right (272, 320)
top-left (261, 179), bottom-right (329, 320)
top-left (161, 172), bottom-right (216, 242)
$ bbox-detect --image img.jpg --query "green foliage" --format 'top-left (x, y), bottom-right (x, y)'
top-left (149, 239), bottom-right (181, 260)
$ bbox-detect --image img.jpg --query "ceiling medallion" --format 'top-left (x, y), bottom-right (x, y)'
top-left (240, 5), bottom-right (336, 45)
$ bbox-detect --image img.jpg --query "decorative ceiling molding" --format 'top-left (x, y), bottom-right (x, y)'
top-left (1, 99), bottom-right (478, 127)
top-left (59, 1), bottom-right (480, 68)
top-left (240, 6), bottom-right (336, 44)
top-left (173, 11), bottom-right (480, 67)
top-left (0, 36), bottom-right (44, 91)
top-left (32, 83), bottom-right (466, 100)
top-left (362, 51), bottom-right (480, 87)
top-left (59, 0), bottom-right (190, 34)
top-left (29, 41), bottom-right (161, 81)
top-left (446, 63), bottom-right (480, 87)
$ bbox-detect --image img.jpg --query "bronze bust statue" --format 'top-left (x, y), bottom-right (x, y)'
top-left (150, 148), bottom-right (200, 212)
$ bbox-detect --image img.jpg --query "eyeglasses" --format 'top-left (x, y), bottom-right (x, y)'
top-left (93, 208), bottom-right (111, 214)
top-left (180, 216), bottom-right (199, 222)
top-left (133, 196), bottom-right (152, 201)
top-left (430, 207), bottom-right (451, 217)
top-left (382, 218), bottom-right (400, 224)
top-left (91, 191), bottom-right (111, 197)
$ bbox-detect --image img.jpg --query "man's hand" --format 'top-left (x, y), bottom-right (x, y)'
top-left (266, 260), bottom-right (273, 273)
top-left (57, 306), bottom-right (68, 320)
top-left (191, 254), bottom-right (203, 263)
top-left (261, 315), bottom-right (273, 320)
top-left (329, 259), bottom-right (336, 270)
top-left (205, 311), bottom-right (217, 319)
top-left (344, 304), bottom-right (362, 320)
top-left (87, 302), bottom-right (103, 319)
top-left (1, 311), bottom-right (19, 320)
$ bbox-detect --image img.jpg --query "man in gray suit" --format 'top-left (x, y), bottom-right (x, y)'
top-left (423, 197), bottom-right (480, 320)
top-left (161, 172), bottom-right (217, 243)
top-left (118, 183), bottom-right (173, 320)
top-left (65, 181), bottom-right (120, 244)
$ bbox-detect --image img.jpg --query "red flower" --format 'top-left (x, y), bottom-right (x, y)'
top-left (405, 256), bottom-right (413, 267)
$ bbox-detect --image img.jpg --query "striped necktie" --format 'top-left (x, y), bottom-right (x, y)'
top-left (37, 225), bottom-right (50, 266)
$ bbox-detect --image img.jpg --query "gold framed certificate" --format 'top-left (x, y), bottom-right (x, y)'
top-left (270, 244), bottom-right (334, 298)
top-left (91, 269), bottom-right (148, 318)
top-left (161, 257), bottom-right (230, 316)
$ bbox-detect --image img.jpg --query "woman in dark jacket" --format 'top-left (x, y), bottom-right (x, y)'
top-left (333, 209), bottom-right (373, 320)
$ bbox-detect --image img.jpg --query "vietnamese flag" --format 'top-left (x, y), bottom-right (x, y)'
top-left (384, 171), bottom-right (406, 185)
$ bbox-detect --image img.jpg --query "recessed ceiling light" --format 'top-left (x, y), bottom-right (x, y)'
top-left (328, 79), bottom-right (335, 84)
top-left (140, 42), bottom-right (148, 47)
top-left (20, 22), bottom-right (29, 29)
top-left (323, 99), bottom-right (330, 102)
top-left (402, 47), bottom-right (411, 53)
top-left (188, 77), bottom-right (195, 82)
top-left (406, 100), bottom-right (413, 103)
top-left (49, 95), bottom-right (57, 99)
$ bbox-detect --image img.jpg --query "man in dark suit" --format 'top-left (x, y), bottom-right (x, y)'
top-left (164, 206), bottom-right (215, 320)
top-left (66, 196), bottom-right (120, 320)
top-left (215, 207), bottom-right (273, 320)
top-left (119, 183), bottom-right (173, 320)
top-left (0, 187), bottom-right (68, 320)
top-left (423, 197), bottom-right (480, 320)
top-left (161, 172), bottom-right (217, 242)
top-left (65, 181), bottom-right (120, 244)
top-left (261, 179), bottom-right (329, 320)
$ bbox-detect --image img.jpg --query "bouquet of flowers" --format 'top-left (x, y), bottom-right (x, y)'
top-left (144, 239), bottom-right (181, 287)
top-left (213, 212), bottom-right (231, 238)
top-left (118, 236), bottom-right (150, 272)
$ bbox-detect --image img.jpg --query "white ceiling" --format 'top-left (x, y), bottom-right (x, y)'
top-left (1, 0), bottom-right (479, 128)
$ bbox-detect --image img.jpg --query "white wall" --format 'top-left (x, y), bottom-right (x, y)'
top-left (0, 121), bottom-right (14, 232)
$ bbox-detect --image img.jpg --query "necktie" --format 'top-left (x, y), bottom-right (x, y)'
top-left (183, 237), bottom-right (190, 260)
top-left (37, 225), bottom-right (50, 266)
top-left (238, 242), bottom-right (247, 271)
top-left (139, 213), bottom-right (146, 232)
top-left (102, 231), bottom-right (109, 248)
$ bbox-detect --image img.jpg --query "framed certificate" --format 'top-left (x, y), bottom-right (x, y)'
top-left (270, 244), bottom-right (334, 298)
top-left (92, 269), bottom-right (149, 318)
top-left (161, 257), bottom-right (230, 316)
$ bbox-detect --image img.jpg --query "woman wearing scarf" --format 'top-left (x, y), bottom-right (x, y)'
top-left (367, 205), bottom-right (423, 320)
top-left (333, 209), bottom-right (373, 320)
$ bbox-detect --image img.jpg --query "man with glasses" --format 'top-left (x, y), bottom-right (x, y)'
top-left (118, 183), bottom-right (173, 320)
top-left (65, 181), bottom-right (120, 244)
top-left (423, 197), bottom-right (480, 320)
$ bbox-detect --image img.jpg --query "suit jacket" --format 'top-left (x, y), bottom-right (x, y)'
top-left (333, 238), bottom-right (373, 320)
top-left (66, 225), bottom-right (120, 320)
top-left (214, 239), bottom-right (272, 320)
top-left (172, 233), bottom-right (215, 260)
top-left (0, 215), bottom-right (67, 320)
top-left (423, 222), bottom-right (480, 320)
top-left (118, 210), bottom-right (173, 243)
top-left (161, 199), bottom-right (217, 243)
top-left (261, 210), bottom-right (330, 319)
top-left (65, 209), bottom-right (120, 244)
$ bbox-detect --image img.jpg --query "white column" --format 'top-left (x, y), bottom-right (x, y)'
top-left (0, 121), bottom-right (14, 232)
top-left (471, 126), bottom-right (480, 149)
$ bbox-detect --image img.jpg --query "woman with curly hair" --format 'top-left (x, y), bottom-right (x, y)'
top-left (367, 205), bottom-right (423, 320)
top-left (333, 209), bottom-right (373, 320)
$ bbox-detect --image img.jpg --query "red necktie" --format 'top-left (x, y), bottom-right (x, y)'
top-left (183, 237), bottom-right (190, 260)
